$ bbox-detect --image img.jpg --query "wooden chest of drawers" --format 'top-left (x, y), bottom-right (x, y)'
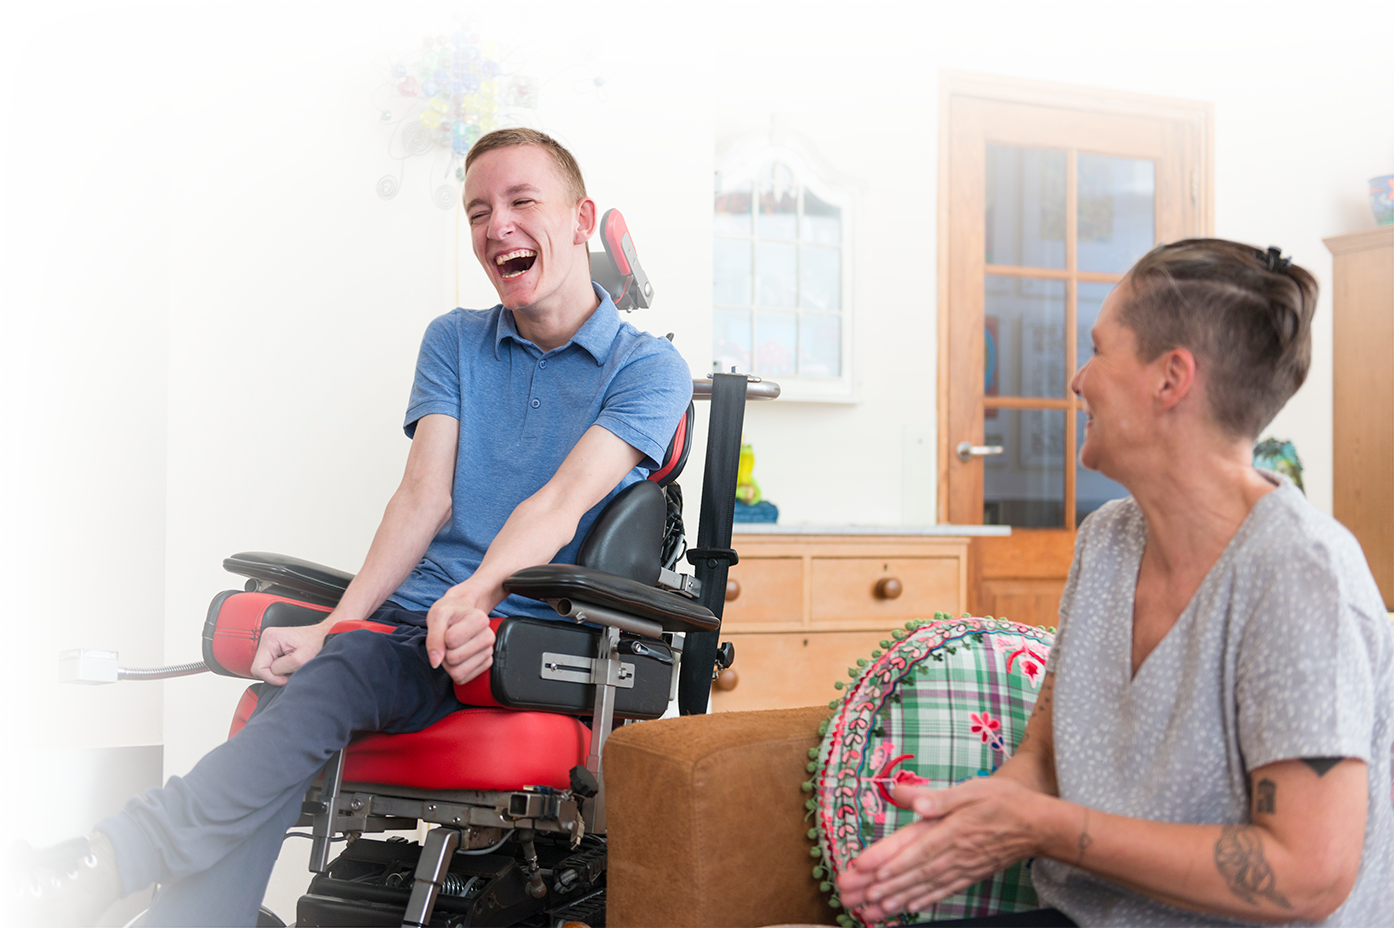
top-left (709, 533), bottom-right (971, 712)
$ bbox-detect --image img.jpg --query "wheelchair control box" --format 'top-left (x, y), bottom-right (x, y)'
top-left (491, 616), bottom-right (672, 720)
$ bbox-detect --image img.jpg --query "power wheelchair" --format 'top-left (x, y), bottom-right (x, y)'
top-left (97, 210), bottom-right (779, 927)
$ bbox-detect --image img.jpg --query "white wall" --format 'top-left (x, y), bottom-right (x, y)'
top-left (715, 0), bottom-right (1391, 524)
top-left (156, 0), bottom-right (713, 908)
top-left (0, 0), bottom-right (172, 746)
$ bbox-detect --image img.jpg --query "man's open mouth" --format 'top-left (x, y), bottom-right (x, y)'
top-left (495, 249), bottom-right (537, 280)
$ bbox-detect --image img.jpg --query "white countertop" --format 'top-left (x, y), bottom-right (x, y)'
top-left (731, 523), bottom-right (1011, 537)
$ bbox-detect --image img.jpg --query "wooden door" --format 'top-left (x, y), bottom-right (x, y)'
top-left (937, 73), bottom-right (1213, 626)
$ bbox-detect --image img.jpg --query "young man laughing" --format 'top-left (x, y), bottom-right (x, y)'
top-left (19, 128), bottom-right (692, 927)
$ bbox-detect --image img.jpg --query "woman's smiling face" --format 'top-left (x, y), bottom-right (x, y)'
top-left (1072, 278), bottom-right (1157, 479)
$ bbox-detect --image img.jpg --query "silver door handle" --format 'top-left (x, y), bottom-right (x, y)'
top-left (957, 441), bottom-right (1005, 463)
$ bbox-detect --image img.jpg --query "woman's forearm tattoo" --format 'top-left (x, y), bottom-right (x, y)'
top-left (1214, 825), bottom-right (1291, 910)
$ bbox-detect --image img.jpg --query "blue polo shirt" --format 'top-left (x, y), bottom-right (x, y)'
top-left (388, 284), bottom-right (692, 619)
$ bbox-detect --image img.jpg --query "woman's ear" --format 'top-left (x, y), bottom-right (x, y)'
top-left (1155, 346), bottom-right (1198, 414)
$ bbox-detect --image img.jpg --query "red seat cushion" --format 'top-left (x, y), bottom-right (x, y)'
top-left (227, 690), bottom-right (588, 791)
top-left (343, 708), bottom-right (591, 791)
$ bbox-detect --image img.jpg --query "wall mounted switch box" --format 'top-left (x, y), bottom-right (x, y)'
top-left (60, 649), bottom-right (119, 684)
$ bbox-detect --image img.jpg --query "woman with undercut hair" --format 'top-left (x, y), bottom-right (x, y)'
top-left (840, 239), bottom-right (1393, 927)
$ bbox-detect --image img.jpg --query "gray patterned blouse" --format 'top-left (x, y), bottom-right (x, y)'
top-left (1032, 476), bottom-right (1393, 926)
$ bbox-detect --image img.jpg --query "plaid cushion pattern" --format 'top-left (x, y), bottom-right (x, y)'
top-left (811, 616), bottom-right (1055, 927)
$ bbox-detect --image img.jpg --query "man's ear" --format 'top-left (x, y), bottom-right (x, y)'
top-left (573, 196), bottom-right (598, 245)
top-left (1154, 346), bottom-right (1198, 414)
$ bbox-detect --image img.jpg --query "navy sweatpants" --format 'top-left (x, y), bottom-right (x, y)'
top-left (97, 606), bottom-right (465, 927)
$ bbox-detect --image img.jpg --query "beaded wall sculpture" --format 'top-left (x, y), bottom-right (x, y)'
top-left (804, 615), bottom-right (1055, 927)
top-left (370, 0), bottom-right (610, 206)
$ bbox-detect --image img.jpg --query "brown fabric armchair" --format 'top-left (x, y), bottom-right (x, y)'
top-left (604, 706), bottom-right (836, 927)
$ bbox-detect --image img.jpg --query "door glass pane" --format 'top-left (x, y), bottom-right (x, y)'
top-left (754, 310), bottom-right (797, 376)
top-left (802, 189), bottom-right (841, 244)
top-left (755, 241), bottom-right (797, 307)
top-left (714, 308), bottom-right (752, 372)
top-left (800, 244), bottom-right (840, 312)
top-left (983, 408), bottom-right (1065, 527)
top-left (984, 276), bottom-right (1067, 398)
top-left (1076, 281), bottom-right (1115, 369)
top-left (1077, 154), bottom-right (1156, 273)
top-left (757, 163), bottom-right (798, 240)
top-left (985, 145), bottom-right (1066, 269)
top-left (714, 239), bottom-right (752, 306)
top-left (1076, 410), bottom-right (1130, 523)
top-left (799, 314), bottom-right (840, 377)
top-left (714, 181), bottom-right (752, 236)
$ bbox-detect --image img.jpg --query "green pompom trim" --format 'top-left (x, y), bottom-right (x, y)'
top-left (809, 846), bottom-right (823, 858)
top-left (828, 897), bottom-right (842, 909)
top-left (855, 657), bottom-right (867, 668)
top-left (802, 780), bottom-right (814, 792)
top-left (807, 827), bottom-right (819, 840)
top-left (833, 680), bottom-right (844, 690)
top-left (806, 760), bottom-right (818, 773)
top-left (880, 639), bottom-right (891, 648)
top-left (808, 746), bottom-right (820, 759)
top-left (819, 880), bottom-right (833, 892)
top-left (828, 699), bottom-right (839, 709)
top-left (812, 865), bottom-right (825, 879)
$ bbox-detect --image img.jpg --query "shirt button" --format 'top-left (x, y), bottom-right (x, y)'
top-left (531, 398), bottom-right (540, 408)
top-left (539, 359), bottom-right (548, 369)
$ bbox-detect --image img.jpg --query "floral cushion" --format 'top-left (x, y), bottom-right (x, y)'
top-left (805, 614), bottom-right (1055, 927)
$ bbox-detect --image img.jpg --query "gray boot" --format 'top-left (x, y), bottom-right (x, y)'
top-left (0, 830), bottom-right (120, 925)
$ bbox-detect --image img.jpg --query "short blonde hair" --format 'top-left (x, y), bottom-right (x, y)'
top-left (464, 128), bottom-right (587, 204)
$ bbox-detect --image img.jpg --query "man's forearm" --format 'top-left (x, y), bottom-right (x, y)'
top-left (331, 482), bottom-right (452, 622)
top-left (438, 491), bottom-right (578, 614)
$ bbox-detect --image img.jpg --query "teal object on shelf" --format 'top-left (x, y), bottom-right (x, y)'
top-left (1254, 437), bottom-right (1304, 494)
top-left (1371, 174), bottom-right (1394, 226)
top-left (733, 500), bottom-right (779, 523)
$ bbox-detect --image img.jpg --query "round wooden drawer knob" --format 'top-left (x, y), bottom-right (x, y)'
top-left (725, 579), bottom-right (741, 601)
top-left (715, 668), bottom-right (739, 691)
top-left (875, 577), bottom-right (903, 600)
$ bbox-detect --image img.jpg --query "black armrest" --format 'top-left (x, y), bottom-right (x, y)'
top-left (223, 552), bottom-right (354, 607)
top-left (504, 565), bottom-right (718, 634)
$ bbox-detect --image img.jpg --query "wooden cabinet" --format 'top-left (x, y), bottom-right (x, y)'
top-left (1328, 226), bottom-right (1394, 608)
top-left (709, 533), bottom-right (970, 712)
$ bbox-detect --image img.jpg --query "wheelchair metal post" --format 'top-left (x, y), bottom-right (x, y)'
top-left (309, 748), bottom-right (346, 873)
top-left (584, 625), bottom-right (622, 834)
top-left (402, 825), bottom-right (461, 928)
